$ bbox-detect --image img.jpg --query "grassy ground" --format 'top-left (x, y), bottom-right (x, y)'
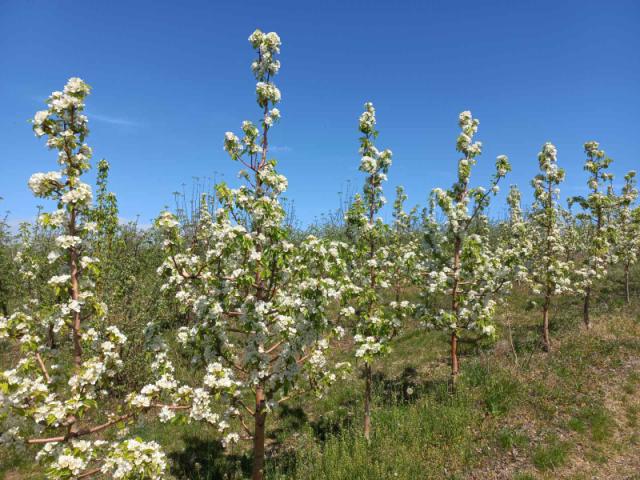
top-left (2, 287), bottom-right (640, 479)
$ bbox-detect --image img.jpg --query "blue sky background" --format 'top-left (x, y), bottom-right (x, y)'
top-left (1, 0), bottom-right (639, 226)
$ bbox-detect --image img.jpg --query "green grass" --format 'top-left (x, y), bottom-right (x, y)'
top-left (569, 405), bottom-right (616, 442)
top-left (512, 474), bottom-right (536, 480)
top-left (271, 391), bottom-right (480, 480)
top-left (531, 435), bottom-right (571, 471)
top-left (464, 362), bottom-right (522, 416)
top-left (496, 427), bottom-right (529, 450)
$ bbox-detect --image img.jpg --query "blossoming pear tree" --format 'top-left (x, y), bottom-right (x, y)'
top-left (0, 207), bottom-right (15, 318)
top-left (568, 141), bottom-right (617, 328)
top-left (614, 170), bottom-right (639, 304)
top-left (341, 103), bottom-right (413, 440)
top-left (13, 217), bottom-right (60, 348)
top-left (503, 185), bottom-right (532, 284)
top-left (156, 29), bottom-right (350, 480)
top-left (420, 111), bottom-right (511, 381)
top-left (85, 159), bottom-right (121, 303)
top-left (389, 186), bottom-right (420, 304)
top-left (505, 186), bottom-right (528, 256)
top-left (91, 160), bottom-right (118, 254)
top-left (0, 78), bottom-right (176, 479)
top-left (526, 143), bottom-right (573, 351)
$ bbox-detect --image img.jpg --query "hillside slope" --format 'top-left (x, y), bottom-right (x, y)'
top-left (2, 294), bottom-right (639, 480)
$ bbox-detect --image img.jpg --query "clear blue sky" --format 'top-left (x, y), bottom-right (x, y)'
top-left (1, 0), bottom-right (639, 226)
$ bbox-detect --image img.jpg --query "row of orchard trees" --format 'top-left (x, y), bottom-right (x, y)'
top-left (2, 29), bottom-right (640, 480)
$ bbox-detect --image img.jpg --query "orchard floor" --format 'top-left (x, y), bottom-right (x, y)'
top-left (3, 291), bottom-right (640, 480)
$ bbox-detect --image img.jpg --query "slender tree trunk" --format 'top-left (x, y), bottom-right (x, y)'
top-left (363, 361), bottom-right (372, 442)
top-left (252, 385), bottom-right (267, 480)
top-left (47, 322), bottom-right (56, 349)
top-left (251, 107), bottom-right (271, 480)
top-left (542, 295), bottom-right (551, 352)
top-left (624, 263), bottom-right (630, 305)
top-left (69, 209), bottom-right (82, 369)
top-left (450, 233), bottom-right (461, 384)
top-left (506, 313), bottom-right (518, 366)
top-left (363, 169), bottom-right (377, 442)
top-left (583, 287), bottom-right (591, 329)
top-left (450, 331), bottom-right (459, 377)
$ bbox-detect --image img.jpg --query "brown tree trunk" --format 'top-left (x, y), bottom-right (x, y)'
top-left (251, 110), bottom-right (271, 480)
top-left (448, 331), bottom-right (460, 393)
top-left (583, 287), bottom-right (591, 329)
top-left (252, 385), bottom-right (267, 480)
top-left (69, 209), bottom-right (82, 369)
top-left (624, 263), bottom-right (630, 305)
top-left (47, 322), bottom-right (56, 349)
top-left (542, 295), bottom-right (551, 352)
top-left (450, 232), bottom-right (461, 384)
top-left (363, 361), bottom-right (372, 442)
top-left (450, 331), bottom-right (459, 377)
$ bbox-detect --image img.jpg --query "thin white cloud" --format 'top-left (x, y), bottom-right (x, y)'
top-left (270, 145), bottom-right (292, 153)
top-left (30, 95), bottom-right (142, 128)
top-left (90, 113), bottom-right (142, 127)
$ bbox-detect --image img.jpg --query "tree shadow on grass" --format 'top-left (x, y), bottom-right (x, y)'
top-left (372, 365), bottom-right (451, 406)
top-left (309, 397), bottom-right (357, 442)
top-left (169, 436), bottom-right (251, 480)
top-left (269, 404), bottom-right (308, 442)
top-left (170, 416), bottom-right (307, 480)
